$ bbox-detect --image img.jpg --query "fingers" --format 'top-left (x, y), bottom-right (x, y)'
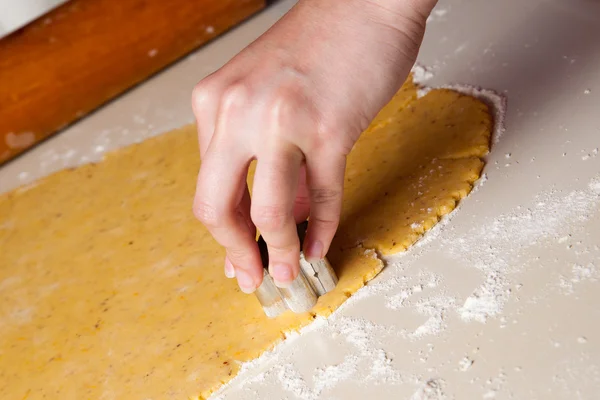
top-left (193, 80), bottom-right (266, 292)
top-left (303, 151), bottom-right (346, 261)
top-left (251, 144), bottom-right (304, 287)
top-left (193, 144), bottom-right (262, 293)
top-left (293, 164), bottom-right (311, 223)
top-left (224, 186), bottom-right (256, 279)
top-left (224, 257), bottom-right (236, 278)
top-left (191, 72), bottom-right (232, 158)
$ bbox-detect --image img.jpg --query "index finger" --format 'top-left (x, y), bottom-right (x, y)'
top-left (251, 144), bottom-right (304, 288)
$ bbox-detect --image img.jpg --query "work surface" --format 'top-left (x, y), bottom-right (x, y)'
top-left (1, 0), bottom-right (599, 398)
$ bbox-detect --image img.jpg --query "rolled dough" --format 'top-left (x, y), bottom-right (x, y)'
top-left (0, 76), bottom-right (492, 399)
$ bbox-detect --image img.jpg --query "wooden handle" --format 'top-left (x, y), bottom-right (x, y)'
top-left (0, 0), bottom-right (266, 164)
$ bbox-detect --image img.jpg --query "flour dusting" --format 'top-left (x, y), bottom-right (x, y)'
top-left (451, 177), bottom-right (600, 322)
top-left (211, 315), bottom-right (408, 399)
top-left (410, 378), bottom-right (447, 400)
top-left (559, 263), bottom-right (599, 294)
top-left (412, 64), bottom-right (434, 84)
top-left (458, 357), bottom-right (474, 372)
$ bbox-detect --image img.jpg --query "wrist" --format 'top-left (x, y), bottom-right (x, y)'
top-left (394, 0), bottom-right (439, 19)
top-left (360, 0), bottom-right (438, 27)
top-left (350, 0), bottom-right (437, 64)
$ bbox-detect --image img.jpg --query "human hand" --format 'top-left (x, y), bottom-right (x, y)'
top-left (192, 0), bottom-right (437, 293)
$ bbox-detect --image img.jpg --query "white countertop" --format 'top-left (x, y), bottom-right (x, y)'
top-left (2, 0), bottom-right (599, 398)
top-left (0, 0), bottom-right (65, 37)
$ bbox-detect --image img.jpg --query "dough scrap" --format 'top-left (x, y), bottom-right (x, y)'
top-left (0, 76), bottom-right (492, 399)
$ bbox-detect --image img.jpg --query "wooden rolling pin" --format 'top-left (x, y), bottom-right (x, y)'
top-left (0, 0), bottom-right (267, 164)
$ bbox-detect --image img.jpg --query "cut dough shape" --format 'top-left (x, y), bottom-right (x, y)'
top-left (0, 76), bottom-right (492, 399)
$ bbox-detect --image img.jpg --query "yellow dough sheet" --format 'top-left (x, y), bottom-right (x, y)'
top-left (0, 76), bottom-right (493, 399)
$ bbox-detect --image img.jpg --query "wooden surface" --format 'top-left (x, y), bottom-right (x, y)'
top-left (0, 0), bottom-right (266, 164)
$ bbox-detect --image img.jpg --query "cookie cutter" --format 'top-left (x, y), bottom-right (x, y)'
top-left (254, 221), bottom-right (338, 318)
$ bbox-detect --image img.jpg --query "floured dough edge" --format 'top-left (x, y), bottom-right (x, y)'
top-left (412, 63), bottom-right (507, 144)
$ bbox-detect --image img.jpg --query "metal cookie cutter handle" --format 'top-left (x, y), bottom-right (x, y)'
top-left (254, 221), bottom-right (339, 318)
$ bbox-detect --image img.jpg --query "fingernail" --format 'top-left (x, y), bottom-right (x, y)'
top-left (224, 258), bottom-right (236, 278)
top-left (236, 269), bottom-right (256, 294)
top-left (271, 263), bottom-right (293, 288)
top-left (305, 240), bottom-right (323, 262)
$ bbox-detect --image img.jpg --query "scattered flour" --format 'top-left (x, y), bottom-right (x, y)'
top-left (211, 316), bottom-right (407, 400)
top-left (412, 64), bottom-right (434, 84)
top-left (410, 378), bottom-right (447, 400)
top-left (482, 371), bottom-right (507, 399)
top-left (426, 7), bottom-right (449, 23)
top-left (276, 364), bottom-right (318, 400)
top-left (559, 263), bottom-right (598, 294)
top-left (458, 357), bottom-right (474, 372)
top-left (453, 177), bottom-right (600, 322)
top-left (313, 355), bottom-right (359, 393)
top-left (410, 296), bottom-right (456, 339)
top-left (411, 222), bottom-right (425, 230)
top-left (581, 148), bottom-right (598, 161)
top-left (459, 273), bottom-right (508, 323)
top-left (387, 292), bottom-right (456, 339)
top-left (433, 9), bottom-right (449, 17)
top-left (454, 43), bottom-right (468, 54)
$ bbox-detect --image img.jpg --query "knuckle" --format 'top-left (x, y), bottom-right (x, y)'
top-left (310, 187), bottom-right (342, 204)
top-left (270, 84), bottom-right (300, 109)
top-left (251, 205), bottom-right (289, 232)
top-left (317, 117), bottom-right (343, 137)
top-left (267, 242), bottom-right (299, 256)
top-left (266, 82), bottom-right (315, 130)
top-left (309, 216), bottom-right (340, 231)
top-left (191, 79), bottom-right (217, 113)
top-left (227, 246), bottom-right (250, 262)
top-left (268, 93), bottom-right (299, 128)
top-left (315, 117), bottom-right (357, 155)
top-left (294, 194), bottom-right (311, 208)
top-left (192, 199), bottom-right (223, 227)
top-left (221, 82), bottom-right (251, 111)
